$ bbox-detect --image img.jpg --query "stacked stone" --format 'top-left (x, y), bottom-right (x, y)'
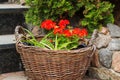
top-left (89, 23), bottom-right (120, 80)
top-left (107, 23), bottom-right (120, 73)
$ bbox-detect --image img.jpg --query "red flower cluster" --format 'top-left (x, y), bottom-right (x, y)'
top-left (41, 19), bottom-right (88, 38)
top-left (72, 28), bottom-right (88, 37)
top-left (41, 20), bottom-right (56, 30)
top-left (58, 19), bottom-right (70, 29)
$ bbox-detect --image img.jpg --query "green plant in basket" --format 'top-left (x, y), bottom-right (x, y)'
top-left (22, 19), bottom-right (88, 50)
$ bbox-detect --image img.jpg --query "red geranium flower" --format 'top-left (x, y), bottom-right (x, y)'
top-left (41, 19), bottom-right (56, 30)
top-left (72, 28), bottom-right (81, 36)
top-left (58, 19), bottom-right (70, 29)
top-left (54, 27), bottom-right (63, 34)
top-left (72, 28), bottom-right (88, 37)
top-left (63, 29), bottom-right (72, 37)
top-left (78, 29), bottom-right (88, 37)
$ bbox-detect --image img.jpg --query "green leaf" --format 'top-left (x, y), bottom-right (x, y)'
top-left (67, 42), bottom-right (78, 50)
top-left (24, 28), bottom-right (36, 40)
top-left (85, 4), bottom-right (95, 11)
top-left (81, 19), bottom-right (89, 26)
top-left (40, 39), bottom-right (54, 50)
top-left (58, 42), bottom-right (72, 50)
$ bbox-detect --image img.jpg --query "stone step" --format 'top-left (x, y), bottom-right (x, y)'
top-left (0, 4), bottom-right (29, 13)
top-left (0, 34), bottom-right (16, 49)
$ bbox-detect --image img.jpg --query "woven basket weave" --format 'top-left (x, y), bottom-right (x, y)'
top-left (15, 26), bottom-right (96, 80)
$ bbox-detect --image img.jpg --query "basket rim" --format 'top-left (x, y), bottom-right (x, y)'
top-left (17, 41), bottom-right (93, 54)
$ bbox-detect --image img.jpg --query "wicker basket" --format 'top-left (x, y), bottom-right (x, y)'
top-left (15, 26), bottom-right (96, 80)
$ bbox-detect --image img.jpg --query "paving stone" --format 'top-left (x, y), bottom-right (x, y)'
top-left (0, 71), bottom-right (27, 80)
top-left (0, 71), bottom-right (97, 80)
top-left (3, 76), bottom-right (27, 80)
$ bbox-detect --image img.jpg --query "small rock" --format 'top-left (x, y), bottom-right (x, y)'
top-left (108, 38), bottom-right (120, 51)
top-left (107, 23), bottom-right (120, 38)
top-left (112, 52), bottom-right (120, 72)
top-left (100, 27), bottom-right (109, 35)
top-left (98, 48), bottom-right (112, 68)
top-left (94, 33), bottom-right (111, 49)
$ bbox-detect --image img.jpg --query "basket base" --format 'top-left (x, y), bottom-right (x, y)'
top-left (27, 77), bottom-right (83, 80)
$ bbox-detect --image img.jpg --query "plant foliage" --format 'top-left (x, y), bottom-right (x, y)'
top-left (25, 0), bottom-right (83, 26)
top-left (81, 0), bottom-right (114, 33)
top-left (25, 0), bottom-right (114, 33)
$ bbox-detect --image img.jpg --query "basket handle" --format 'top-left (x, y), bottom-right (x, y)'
top-left (15, 26), bottom-right (26, 41)
top-left (88, 29), bottom-right (98, 46)
top-left (87, 29), bottom-right (97, 58)
top-left (88, 45), bottom-right (96, 58)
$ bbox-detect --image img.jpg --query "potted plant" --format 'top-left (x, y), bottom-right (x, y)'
top-left (15, 19), bottom-right (96, 80)
top-left (15, 0), bottom-right (114, 80)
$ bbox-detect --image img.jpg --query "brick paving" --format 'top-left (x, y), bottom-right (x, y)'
top-left (0, 71), bottom-right (27, 80)
top-left (0, 71), bottom-right (98, 80)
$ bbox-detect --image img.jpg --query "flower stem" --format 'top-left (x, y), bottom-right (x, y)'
top-left (55, 35), bottom-right (58, 50)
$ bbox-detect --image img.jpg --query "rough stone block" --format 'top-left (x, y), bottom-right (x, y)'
top-left (107, 23), bottom-right (120, 38)
top-left (98, 48), bottom-right (112, 68)
top-left (108, 38), bottom-right (120, 51)
top-left (88, 67), bottom-right (120, 80)
top-left (112, 51), bottom-right (120, 72)
top-left (95, 33), bottom-right (111, 49)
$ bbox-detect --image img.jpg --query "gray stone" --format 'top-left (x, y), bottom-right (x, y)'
top-left (95, 33), bottom-right (111, 49)
top-left (108, 38), bottom-right (120, 51)
top-left (107, 23), bottom-right (120, 38)
top-left (98, 48), bottom-right (112, 68)
top-left (88, 67), bottom-right (120, 80)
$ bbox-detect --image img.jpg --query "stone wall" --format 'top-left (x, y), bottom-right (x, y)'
top-left (89, 23), bottom-right (120, 80)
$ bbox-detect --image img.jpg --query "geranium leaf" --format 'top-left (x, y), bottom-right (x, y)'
top-left (58, 42), bottom-right (72, 50)
top-left (40, 39), bottom-right (54, 50)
